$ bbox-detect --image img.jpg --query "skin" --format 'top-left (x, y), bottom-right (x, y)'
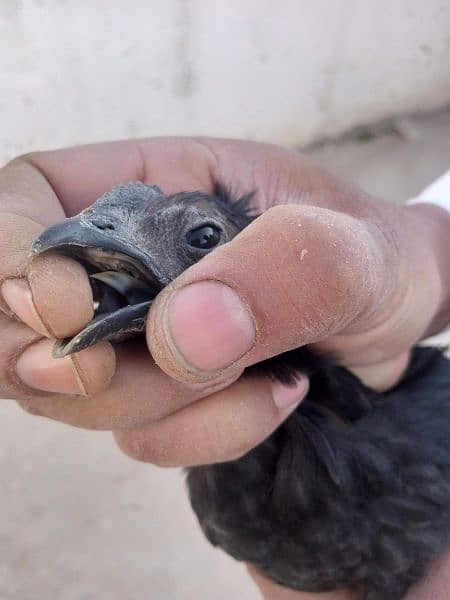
top-left (1, 138), bottom-right (450, 598)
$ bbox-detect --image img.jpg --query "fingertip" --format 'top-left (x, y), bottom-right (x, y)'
top-left (167, 281), bottom-right (255, 370)
top-left (2, 278), bottom-right (50, 336)
top-left (147, 280), bottom-right (256, 384)
top-left (271, 375), bottom-right (309, 412)
top-left (15, 338), bottom-right (116, 396)
top-left (28, 254), bottom-right (94, 338)
top-left (16, 338), bottom-right (82, 395)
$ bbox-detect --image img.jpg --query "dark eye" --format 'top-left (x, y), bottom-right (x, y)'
top-left (186, 225), bottom-right (221, 249)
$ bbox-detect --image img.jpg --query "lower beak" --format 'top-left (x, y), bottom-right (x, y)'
top-left (52, 300), bottom-right (152, 358)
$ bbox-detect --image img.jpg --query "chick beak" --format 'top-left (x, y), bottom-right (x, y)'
top-left (30, 216), bottom-right (163, 358)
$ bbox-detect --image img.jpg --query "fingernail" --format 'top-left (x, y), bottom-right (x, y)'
top-left (15, 339), bottom-right (84, 395)
top-left (166, 281), bottom-right (256, 372)
top-left (271, 376), bottom-right (309, 411)
top-left (2, 278), bottom-right (50, 336)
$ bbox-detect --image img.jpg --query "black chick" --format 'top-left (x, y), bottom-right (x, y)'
top-left (31, 182), bottom-right (450, 600)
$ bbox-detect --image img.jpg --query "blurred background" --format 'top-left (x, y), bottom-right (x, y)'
top-left (2, 0), bottom-right (450, 162)
top-left (1, 1), bottom-right (450, 599)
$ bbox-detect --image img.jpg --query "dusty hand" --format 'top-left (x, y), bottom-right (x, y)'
top-left (1, 137), bottom-right (448, 455)
top-left (1, 139), bottom-right (449, 600)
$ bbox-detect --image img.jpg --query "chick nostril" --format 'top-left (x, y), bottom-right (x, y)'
top-left (91, 219), bottom-right (115, 231)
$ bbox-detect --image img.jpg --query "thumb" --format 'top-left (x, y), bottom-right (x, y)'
top-left (147, 204), bottom-right (389, 384)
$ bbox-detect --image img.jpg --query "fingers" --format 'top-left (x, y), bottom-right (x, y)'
top-left (114, 372), bottom-right (308, 466)
top-left (0, 158), bottom-right (64, 224)
top-left (26, 253), bottom-right (94, 338)
top-left (24, 138), bottom-right (217, 216)
top-left (147, 203), bottom-right (390, 384)
top-left (0, 137), bottom-right (220, 326)
top-left (4, 335), bottom-right (304, 435)
top-left (0, 309), bottom-right (115, 402)
top-left (0, 161), bottom-right (111, 398)
top-left (0, 211), bottom-right (113, 404)
top-left (0, 313), bottom-right (43, 401)
top-left (2, 140), bottom-right (318, 436)
top-left (15, 338), bottom-right (115, 397)
top-left (0, 212), bottom-right (44, 314)
top-left (2, 138), bottom-right (383, 345)
top-left (0, 212), bottom-right (93, 338)
top-left (17, 137), bottom-right (368, 218)
top-left (0, 215), bottom-right (96, 351)
top-left (1, 334), bottom-right (229, 429)
top-left (0, 139), bottom-right (414, 429)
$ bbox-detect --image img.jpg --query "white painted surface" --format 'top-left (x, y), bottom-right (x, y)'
top-left (1, 1), bottom-right (449, 164)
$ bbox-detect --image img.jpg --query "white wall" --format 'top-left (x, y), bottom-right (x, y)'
top-left (1, 0), bottom-right (449, 164)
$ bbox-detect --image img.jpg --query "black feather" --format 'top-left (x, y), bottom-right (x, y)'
top-left (211, 182), bottom-right (257, 229)
top-left (187, 347), bottom-right (450, 600)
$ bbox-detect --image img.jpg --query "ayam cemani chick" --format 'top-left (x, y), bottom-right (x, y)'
top-left (31, 182), bottom-right (450, 600)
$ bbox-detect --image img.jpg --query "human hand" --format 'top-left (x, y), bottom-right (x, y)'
top-left (1, 137), bottom-right (449, 454)
top-left (1, 138), bottom-right (449, 600)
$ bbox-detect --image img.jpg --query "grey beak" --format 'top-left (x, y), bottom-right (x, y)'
top-left (31, 215), bottom-right (164, 285)
top-left (30, 214), bottom-right (161, 357)
top-left (31, 215), bottom-right (107, 255)
top-left (52, 300), bottom-right (151, 358)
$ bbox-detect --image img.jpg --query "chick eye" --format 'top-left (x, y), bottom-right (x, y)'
top-left (186, 225), bottom-right (221, 249)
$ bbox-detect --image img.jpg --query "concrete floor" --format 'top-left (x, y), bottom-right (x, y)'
top-left (1, 108), bottom-right (450, 600)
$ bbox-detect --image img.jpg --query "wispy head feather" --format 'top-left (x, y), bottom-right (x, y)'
top-left (211, 182), bottom-right (258, 230)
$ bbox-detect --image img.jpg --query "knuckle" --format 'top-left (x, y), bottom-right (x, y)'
top-left (7, 153), bottom-right (31, 165)
top-left (8, 152), bottom-right (42, 168)
top-left (16, 397), bottom-right (44, 418)
top-left (114, 432), bottom-right (147, 461)
top-left (114, 431), bottom-right (172, 466)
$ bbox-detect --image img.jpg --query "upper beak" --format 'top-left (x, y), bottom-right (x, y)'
top-left (31, 215), bottom-right (164, 285)
top-left (31, 215), bottom-right (103, 255)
